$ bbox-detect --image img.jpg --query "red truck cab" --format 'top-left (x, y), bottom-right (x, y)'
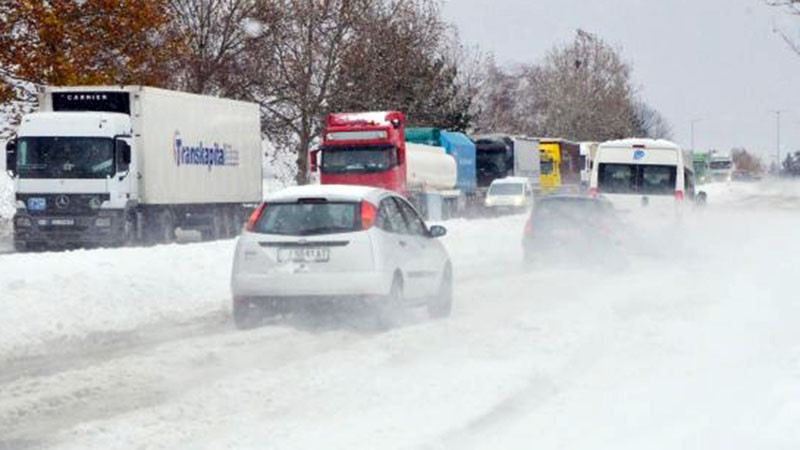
top-left (311, 111), bottom-right (407, 193)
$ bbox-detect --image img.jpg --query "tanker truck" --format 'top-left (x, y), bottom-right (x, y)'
top-left (4, 86), bottom-right (262, 250)
top-left (310, 111), bottom-right (467, 220)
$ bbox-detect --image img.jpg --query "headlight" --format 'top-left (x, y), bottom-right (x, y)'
top-left (95, 217), bottom-right (112, 227)
top-left (15, 217), bottom-right (32, 228)
top-left (513, 197), bottom-right (524, 206)
top-left (485, 198), bottom-right (494, 206)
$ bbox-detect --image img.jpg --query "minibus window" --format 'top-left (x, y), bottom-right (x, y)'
top-left (598, 164), bottom-right (636, 193)
top-left (640, 165), bottom-right (676, 195)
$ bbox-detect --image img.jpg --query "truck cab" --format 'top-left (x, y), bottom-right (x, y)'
top-left (7, 110), bottom-right (134, 249)
top-left (312, 111), bottom-right (407, 193)
top-left (539, 138), bottom-right (581, 193)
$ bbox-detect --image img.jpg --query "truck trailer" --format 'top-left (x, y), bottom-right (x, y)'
top-left (310, 112), bottom-right (470, 220)
top-left (5, 86), bottom-right (262, 250)
top-left (473, 135), bottom-right (540, 201)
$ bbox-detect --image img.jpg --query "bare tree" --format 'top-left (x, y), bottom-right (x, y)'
top-left (329, 0), bottom-right (477, 131)
top-left (633, 101), bottom-right (673, 140)
top-left (250, 0), bottom-right (364, 184)
top-left (167, 0), bottom-right (279, 96)
top-left (768, 0), bottom-right (800, 55)
top-left (731, 147), bottom-right (764, 173)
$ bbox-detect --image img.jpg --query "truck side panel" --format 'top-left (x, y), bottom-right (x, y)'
top-left (512, 137), bottom-right (541, 191)
top-left (137, 87), bottom-right (262, 205)
top-left (440, 131), bottom-right (477, 194)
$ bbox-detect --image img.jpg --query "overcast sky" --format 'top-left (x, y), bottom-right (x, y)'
top-left (443, 0), bottom-right (800, 162)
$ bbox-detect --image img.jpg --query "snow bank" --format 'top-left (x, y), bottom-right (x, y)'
top-left (0, 241), bottom-right (237, 361)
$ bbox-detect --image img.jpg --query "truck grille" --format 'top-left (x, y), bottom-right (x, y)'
top-left (16, 193), bottom-right (111, 216)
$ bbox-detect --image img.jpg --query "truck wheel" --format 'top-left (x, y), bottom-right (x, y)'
top-left (120, 215), bottom-right (137, 247)
top-left (159, 210), bottom-right (176, 244)
top-left (428, 266), bottom-right (453, 319)
top-left (222, 208), bottom-right (236, 238)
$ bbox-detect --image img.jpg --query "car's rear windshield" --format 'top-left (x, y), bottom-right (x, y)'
top-left (532, 198), bottom-right (614, 227)
top-left (254, 202), bottom-right (360, 236)
top-left (489, 183), bottom-right (524, 195)
top-left (598, 163), bottom-right (677, 195)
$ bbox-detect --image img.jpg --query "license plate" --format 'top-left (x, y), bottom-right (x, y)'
top-left (278, 247), bottom-right (329, 263)
top-left (28, 197), bottom-right (46, 211)
top-left (51, 218), bottom-right (75, 226)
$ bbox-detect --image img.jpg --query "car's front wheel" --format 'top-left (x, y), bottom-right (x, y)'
top-left (428, 266), bottom-right (453, 319)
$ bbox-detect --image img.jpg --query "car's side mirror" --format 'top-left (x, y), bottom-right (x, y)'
top-left (5, 138), bottom-right (17, 175)
top-left (428, 225), bottom-right (447, 238)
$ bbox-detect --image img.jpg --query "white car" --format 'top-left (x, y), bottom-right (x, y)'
top-left (231, 184), bottom-right (453, 329)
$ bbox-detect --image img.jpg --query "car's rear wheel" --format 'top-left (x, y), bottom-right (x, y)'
top-left (376, 275), bottom-right (403, 330)
top-left (233, 298), bottom-right (260, 330)
top-left (428, 266), bottom-right (453, 319)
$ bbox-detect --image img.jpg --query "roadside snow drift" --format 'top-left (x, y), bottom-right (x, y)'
top-left (1, 180), bottom-right (800, 449)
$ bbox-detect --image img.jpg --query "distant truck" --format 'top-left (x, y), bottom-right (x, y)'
top-left (693, 151), bottom-right (711, 183)
top-left (538, 138), bottom-right (581, 193)
top-left (472, 135), bottom-right (540, 200)
top-left (708, 151), bottom-right (734, 182)
top-left (310, 112), bottom-right (473, 220)
top-left (5, 86), bottom-right (262, 250)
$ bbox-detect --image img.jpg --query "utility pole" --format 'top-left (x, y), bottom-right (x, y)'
top-left (690, 118), bottom-right (703, 151)
top-left (770, 110), bottom-right (786, 171)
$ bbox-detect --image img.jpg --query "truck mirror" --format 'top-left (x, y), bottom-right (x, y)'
top-left (116, 140), bottom-right (131, 172)
top-left (309, 149), bottom-right (319, 172)
top-left (5, 139), bottom-right (16, 174)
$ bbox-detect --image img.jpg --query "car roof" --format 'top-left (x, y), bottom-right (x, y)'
top-left (599, 138), bottom-right (680, 151)
top-left (491, 176), bottom-right (528, 185)
top-left (265, 184), bottom-right (391, 203)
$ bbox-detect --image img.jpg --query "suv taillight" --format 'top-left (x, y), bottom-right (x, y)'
top-left (675, 190), bottom-right (684, 202)
top-left (245, 203), bottom-right (267, 231)
top-left (588, 187), bottom-right (598, 198)
top-left (361, 200), bottom-right (377, 229)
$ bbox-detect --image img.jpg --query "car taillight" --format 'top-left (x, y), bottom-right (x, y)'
top-left (245, 203), bottom-right (267, 231)
top-left (675, 190), bottom-right (684, 202)
top-left (524, 217), bottom-right (534, 236)
top-left (361, 200), bottom-right (377, 229)
top-left (588, 187), bottom-right (598, 198)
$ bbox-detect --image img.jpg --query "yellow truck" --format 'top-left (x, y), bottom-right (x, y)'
top-left (538, 138), bottom-right (581, 193)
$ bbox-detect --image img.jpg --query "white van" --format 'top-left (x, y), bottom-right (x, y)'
top-left (485, 176), bottom-right (533, 212)
top-left (589, 138), bottom-right (697, 212)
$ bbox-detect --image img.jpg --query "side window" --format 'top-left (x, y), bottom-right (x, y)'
top-left (377, 197), bottom-right (407, 234)
top-left (394, 197), bottom-right (427, 236)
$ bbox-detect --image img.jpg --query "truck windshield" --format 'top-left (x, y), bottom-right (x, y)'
top-left (16, 137), bottom-right (115, 179)
top-left (598, 163), bottom-right (677, 195)
top-left (476, 151), bottom-right (511, 187)
top-left (709, 160), bottom-right (732, 170)
top-left (540, 159), bottom-right (555, 175)
top-left (321, 146), bottom-right (397, 174)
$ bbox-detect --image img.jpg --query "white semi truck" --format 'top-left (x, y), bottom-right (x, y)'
top-left (5, 86), bottom-right (262, 250)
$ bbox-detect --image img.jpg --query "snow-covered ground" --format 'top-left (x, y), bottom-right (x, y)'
top-left (1, 181), bottom-right (799, 449)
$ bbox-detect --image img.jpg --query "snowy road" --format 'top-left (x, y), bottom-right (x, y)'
top-left (1, 182), bottom-right (800, 449)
